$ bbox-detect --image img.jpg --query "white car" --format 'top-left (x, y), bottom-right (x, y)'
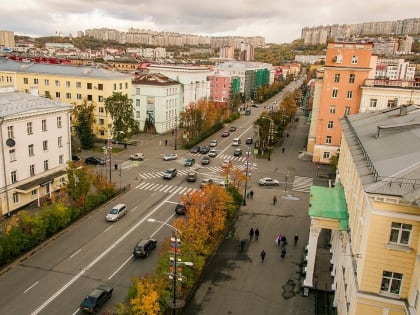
top-left (129, 153), bottom-right (145, 161)
top-left (106, 204), bottom-right (128, 222)
top-left (208, 149), bottom-right (217, 157)
top-left (210, 139), bottom-right (218, 147)
top-left (163, 153), bottom-right (178, 161)
top-left (221, 160), bottom-right (232, 168)
top-left (258, 177), bottom-right (280, 186)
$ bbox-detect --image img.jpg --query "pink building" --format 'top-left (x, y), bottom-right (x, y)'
top-left (208, 73), bottom-right (233, 103)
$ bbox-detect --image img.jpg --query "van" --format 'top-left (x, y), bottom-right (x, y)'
top-left (105, 203), bottom-right (128, 222)
top-left (232, 138), bottom-right (241, 146)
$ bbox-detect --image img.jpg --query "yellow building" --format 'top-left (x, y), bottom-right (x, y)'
top-left (0, 58), bottom-right (132, 140)
top-left (305, 105), bottom-right (420, 314)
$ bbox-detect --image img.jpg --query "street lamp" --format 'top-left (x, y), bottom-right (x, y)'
top-left (174, 110), bottom-right (178, 150)
top-left (241, 146), bottom-right (252, 206)
top-left (147, 218), bottom-right (193, 313)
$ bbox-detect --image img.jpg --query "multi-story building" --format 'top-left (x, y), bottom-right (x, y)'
top-left (0, 58), bottom-right (132, 140)
top-left (0, 89), bottom-right (72, 216)
top-left (219, 46), bottom-right (235, 60)
top-left (207, 72), bottom-right (240, 104)
top-left (131, 73), bottom-right (182, 134)
top-left (0, 30), bottom-right (15, 48)
top-left (307, 42), bottom-right (377, 164)
top-left (239, 43), bottom-right (254, 61)
top-left (305, 105), bottom-right (420, 315)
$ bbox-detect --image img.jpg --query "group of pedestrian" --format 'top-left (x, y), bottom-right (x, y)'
top-left (276, 233), bottom-right (288, 258)
top-left (249, 227), bottom-right (259, 240)
top-left (246, 190), bottom-right (254, 199)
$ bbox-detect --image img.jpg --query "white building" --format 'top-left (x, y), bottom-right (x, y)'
top-left (0, 90), bottom-right (72, 216)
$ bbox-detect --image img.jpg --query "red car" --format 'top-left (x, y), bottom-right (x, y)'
top-left (221, 131), bottom-right (230, 137)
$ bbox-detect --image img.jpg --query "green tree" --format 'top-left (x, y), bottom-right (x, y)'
top-left (72, 99), bottom-right (96, 149)
top-left (104, 92), bottom-right (139, 140)
top-left (66, 161), bottom-right (92, 207)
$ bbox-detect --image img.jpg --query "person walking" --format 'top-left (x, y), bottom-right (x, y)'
top-left (273, 195), bottom-right (277, 205)
top-left (165, 139), bottom-right (168, 146)
top-left (294, 234), bottom-right (299, 247)
top-left (281, 246), bottom-right (286, 258)
top-left (255, 228), bottom-right (260, 240)
top-left (260, 250), bottom-right (266, 263)
top-left (250, 190), bottom-right (254, 199)
top-left (239, 239), bottom-right (245, 252)
top-left (249, 228), bottom-right (254, 241)
top-left (282, 147), bottom-right (285, 154)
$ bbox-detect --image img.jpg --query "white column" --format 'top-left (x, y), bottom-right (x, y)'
top-left (304, 225), bottom-right (321, 288)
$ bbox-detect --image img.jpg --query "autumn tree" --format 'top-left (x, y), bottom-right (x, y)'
top-left (130, 276), bottom-right (161, 315)
top-left (65, 161), bottom-right (92, 207)
top-left (104, 92), bottom-right (139, 140)
top-left (72, 99), bottom-right (96, 149)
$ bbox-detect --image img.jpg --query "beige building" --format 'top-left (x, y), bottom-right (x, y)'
top-left (0, 30), bottom-right (15, 48)
top-left (0, 58), bottom-right (132, 140)
top-left (306, 105), bottom-right (420, 315)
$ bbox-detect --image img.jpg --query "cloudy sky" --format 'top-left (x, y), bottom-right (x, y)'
top-left (1, 0), bottom-right (419, 44)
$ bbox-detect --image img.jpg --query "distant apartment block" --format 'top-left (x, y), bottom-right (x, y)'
top-left (219, 46), bottom-right (235, 60)
top-left (239, 43), bottom-right (254, 61)
top-left (294, 55), bottom-right (326, 64)
top-left (0, 30), bottom-right (15, 48)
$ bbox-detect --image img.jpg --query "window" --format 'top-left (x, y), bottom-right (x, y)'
top-left (9, 149), bottom-right (15, 162)
top-left (351, 55), bottom-right (358, 64)
top-left (326, 136), bottom-right (332, 144)
top-left (136, 99), bottom-right (140, 106)
top-left (87, 83), bottom-right (92, 89)
top-left (7, 126), bottom-right (14, 138)
top-left (66, 93), bottom-right (71, 99)
top-left (327, 121), bottom-right (334, 129)
top-left (44, 79), bottom-right (49, 86)
top-left (98, 84), bottom-right (103, 90)
top-left (125, 82), bottom-right (128, 89)
top-left (13, 192), bottom-right (19, 204)
top-left (370, 99), bottom-right (377, 108)
top-left (136, 111), bottom-right (140, 118)
top-left (334, 74), bottom-right (340, 83)
top-left (389, 222), bottom-right (412, 245)
top-left (23, 77), bottom-right (28, 84)
top-left (58, 136), bottom-right (62, 147)
top-left (44, 160), bottom-right (49, 171)
top-left (11, 171), bottom-right (17, 184)
top-left (76, 82), bottom-right (81, 88)
top-left (99, 119), bottom-right (105, 125)
top-left (119, 83), bottom-right (122, 89)
top-left (329, 105), bottom-right (336, 114)
top-left (55, 80), bottom-right (60, 87)
top-left (42, 119), bottom-right (47, 131)
top-left (349, 74), bottom-right (355, 83)
top-left (344, 107), bottom-right (351, 115)
top-left (87, 95), bottom-right (92, 101)
top-left (32, 189), bottom-right (37, 196)
top-left (346, 91), bottom-right (353, 99)
top-left (27, 122), bottom-right (33, 134)
top-left (57, 116), bottom-right (62, 128)
top-left (323, 152), bottom-right (330, 159)
top-left (332, 89), bottom-right (338, 98)
top-left (55, 91), bottom-right (61, 98)
top-left (98, 95), bottom-right (103, 102)
top-left (98, 107), bottom-right (104, 113)
top-left (66, 81), bottom-right (71, 88)
top-left (30, 164), bottom-right (35, 176)
top-left (113, 83), bottom-right (116, 90)
top-left (43, 140), bottom-right (48, 151)
top-left (381, 271), bottom-right (402, 295)
top-left (136, 88), bottom-right (140, 95)
top-left (28, 144), bottom-right (34, 156)
top-left (59, 154), bottom-right (64, 165)
top-left (388, 99), bottom-right (397, 108)
top-left (77, 93), bottom-right (82, 100)
top-left (34, 78), bottom-right (39, 84)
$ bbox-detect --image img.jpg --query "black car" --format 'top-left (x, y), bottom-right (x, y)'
top-left (186, 171), bottom-right (197, 182)
top-left (245, 137), bottom-right (253, 144)
top-left (201, 156), bottom-right (210, 165)
top-left (190, 146), bottom-right (201, 153)
top-left (163, 168), bottom-right (177, 179)
top-left (133, 238), bottom-right (157, 258)
top-left (245, 109), bottom-right (251, 115)
top-left (234, 148), bottom-right (243, 156)
top-left (200, 146), bottom-right (210, 154)
top-left (229, 126), bottom-right (237, 132)
top-left (85, 156), bottom-right (106, 165)
top-left (175, 203), bottom-right (187, 215)
top-left (80, 284), bottom-right (113, 314)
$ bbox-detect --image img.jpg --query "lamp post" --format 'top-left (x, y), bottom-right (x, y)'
top-left (147, 218), bottom-right (193, 314)
top-left (174, 110), bottom-right (178, 150)
top-left (242, 149), bottom-right (251, 206)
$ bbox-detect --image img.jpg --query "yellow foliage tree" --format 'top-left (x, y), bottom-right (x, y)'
top-left (130, 276), bottom-right (161, 315)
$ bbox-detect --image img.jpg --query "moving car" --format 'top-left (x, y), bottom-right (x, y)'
top-left (163, 153), bottom-right (178, 161)
top-left (129, 153), bottom-right (145, 161)
top-left (228, 126), bottom-right (237, 132)
top-left (209, 139), bottom-right (218, 147)
top-left (221, 160), bottom-right (233, 168)
top-left (208, 149), bottom-right (217, 157)
top-left (232, 138), bottom-right (241, 146)
top-left (221, 131), bottom-right (230, 137)
top-left (175, 203), bottom-right (187, 215)
top-left (200, 178), bottom-right (214, 188)
top-left (80, 285), bottom-right (113, 313)
top-left (258, 177), bottom-right (280, 186)
top-left (201, 156), bottom-right (210, 165)
top-left (184, 158), bottom-right (195, 167)
top-left (105, 204), bottom-right (128, 222)
top-left (190, 146), bottom-right (201, 153)
top-left (133, 238), bottom-right (157, 258)
top-left (163, 168), bottom-right (177, 179)
top-left (85, 156), bottom-right (106, 165)
top-left (245, 109), bottom-right (251, 115)
top-left (186, 171), bottom-right (197, 182)
top-left (245, 137), bottom-right (253, 144)
top-left (200, 146), bottom-right (210, 154)
top-left (233, 148), bottom-right (242, 156)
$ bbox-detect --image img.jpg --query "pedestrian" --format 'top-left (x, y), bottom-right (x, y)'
top-left (249, 228), bottom-right (254, 241)
top-left (273, 195), bottom-right (277, 205)
top-left (286, 133), bottom-right (289, 138)
top-left (281, 235), bottom-right (288, 246)
top-left (282, 147), bottom-right (285, 153)
top-left (165, 139), bottom-right (168, 146)
top-left (294, 234), bottom-right (299, 246)
top-left (255, 228), bottom-right (260, 240)
top-left (240, 239), bottom-right (245, 252)
top-left (250, 190), bottom-right (254, 199)
top-left (276, 233), bottom-right (282, 246)
top-left (172, 130), bottom-right (175, 136)
top-left (260, 249), bottom-right (266, 263)
top-left (247, 192), bottom-right (250, 199)
top-left (281, 246), bottom-right (286, 258)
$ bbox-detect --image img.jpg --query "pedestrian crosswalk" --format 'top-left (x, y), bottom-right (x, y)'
top-left (189, 152), bottom-right (251, 162)
top-left (135, 181), bottom-right (199, 195)
top-left (292, 176), bottom-right (313, 193)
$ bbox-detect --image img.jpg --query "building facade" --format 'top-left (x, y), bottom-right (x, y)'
top-left (0, 90), bottom-right (72, 216)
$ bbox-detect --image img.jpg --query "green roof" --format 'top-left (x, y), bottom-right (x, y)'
top-left (308, 183), bottom-right (349, 231)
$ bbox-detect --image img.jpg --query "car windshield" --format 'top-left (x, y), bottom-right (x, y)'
top-left (109, 209), bottom-right (118, 214)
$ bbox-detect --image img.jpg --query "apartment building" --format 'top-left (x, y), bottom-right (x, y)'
top-left (207, 72), bottom-right (240, 104)
top-left (307, 42), bottom-right (377, 164)
top-left (0, 89), bottom-right (72, 216)
top-left (0, 30), bottom-right (15, 48)
top-left (0, 58), bottom-right (132, 140)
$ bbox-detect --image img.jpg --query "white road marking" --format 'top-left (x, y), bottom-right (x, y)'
top-left (69, 248), bottom-right (82, 258)
top-left (108, 254), bottom-right (133, 280)
top-left (24, 281), bottom-right (39, 293)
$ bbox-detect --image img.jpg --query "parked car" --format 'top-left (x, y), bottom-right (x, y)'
top-left (251, 103), bottom-right (259, 108)
top-left (200, 178), bottom-right (214, 189)
top-left (233, 148), bottom-right (243, 156)
top-left (190, 146), bottom-right (201, 153)
top-left (85, 156), bottom-right (106, 165)
top-left (133, 238), bottom-right (157, 258)
top-left (184, 158), bottom-right (195, 167)
top-left (105, 204), bottom-right (128, 222)
top-left (245, 109), bottom-right (251, 115)
top-left (208, 149), bottom-right (217, 157)
top-left (186, 171), bottom-right (197, 182)
top-left (163, 153), bottom-right (178, 161)
top-left (245, 137), bottom-right (253, 144)
top-left (200, 146), bottom-right (210, 154)
top-left (80, 284), bottom-right (113, 314)
top-left (163, 168), bottom-right (177, 179)
top-left (209, 139), bottom-right (218, 147)
top-left (258, 177), bottom-right (280, 186)
top-left (175, 203), bottom-right (187, 215)
top-left (221, 160), bottom-right (233, 168)
top-left (228, 126), bottom-right (237, 132)
top-left (72, 155), bottom-right (81, 161)
top-left (129, 153), bottom-right (145, 161)
top-left (201, 156), bottom-right (210, 165)
top-left (221, 131), bottom-right (230, 137)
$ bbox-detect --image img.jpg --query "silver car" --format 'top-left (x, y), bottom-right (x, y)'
top-left (163, 153), bottom-right (178, 161)
top-left (106, 204), bottom-right (128, 221)
top-left (258, 177), bottom-right (280, 186)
